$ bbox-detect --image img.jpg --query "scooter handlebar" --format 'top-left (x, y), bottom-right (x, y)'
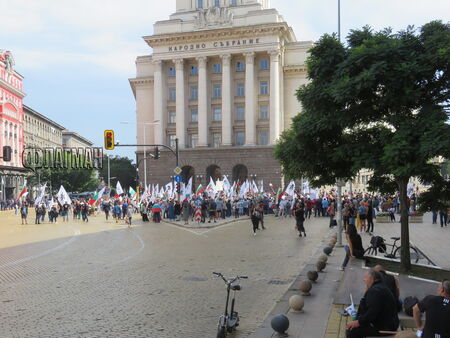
top-left (239, 276), bottom-right (248, 279)
top-left (212, 272), bottom-right (222, 276)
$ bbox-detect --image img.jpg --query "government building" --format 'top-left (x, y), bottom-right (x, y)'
top-left (130, 0), bottom-right (312, 189)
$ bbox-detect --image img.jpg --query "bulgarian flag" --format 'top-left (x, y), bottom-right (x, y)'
top-left (276, 187), bottom-right (283, 203)
top-left (17, 181), bottom-right (28, 199)
top-left (196, 184), bottom-right (205, 195)
top-left (129, 186), bottom-right (136, 200)
top-left (89, 187), bottom-right (105, 206)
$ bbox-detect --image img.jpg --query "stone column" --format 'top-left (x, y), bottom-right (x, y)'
top-left (269, 50), bottom-right (281, 144)
top-left (196, 56), bottom-right (208, 147)
top-left (244, 52), bottom-right (255, 146)
top-left (174, 58), bottom-right (186, 148)
top-left (153, 60), bottom-right (163, 145)
top-left (220, 54), bottom-right (232, 146)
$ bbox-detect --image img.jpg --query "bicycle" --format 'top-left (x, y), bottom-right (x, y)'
top-left (364, 236), bottom-right (421, 263)
top-left (213, 272), bottom-right (248, 338)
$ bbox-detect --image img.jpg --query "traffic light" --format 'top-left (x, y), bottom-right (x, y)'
top-left (2, 146), bottom-right (11, 162)
top-left (154, 146), bottom-right (160, 159)
top-left (104, 130), bottom-right (115, 150)
top-left (176, 182), bottom-right (181, 193)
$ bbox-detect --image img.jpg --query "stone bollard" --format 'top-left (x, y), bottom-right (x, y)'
top-left (318, 254), bottom-right (328, 263)
top-left (323, 246), bottom-right (333, 255)
top-left (271, 314), bottom-right (290, 334)
top-left (299, 279), bottom-right (312, 296)
top-left (307, 270), bottom-right (318, 282)
top-left (316, 260), bottom-right (326, 272)
top-left (289, 294), bottom-right (304, 312)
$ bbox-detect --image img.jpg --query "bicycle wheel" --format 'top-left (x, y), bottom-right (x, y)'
top-left (394, 246), bottom-right (420, 263)
top-left (364, 246), bottom-right (377, 256)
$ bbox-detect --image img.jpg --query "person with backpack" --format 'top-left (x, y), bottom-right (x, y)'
top-left (358, 202), bottom-right (367, 232)
top-left (20, 203), bottom-right (28, 225)
top-left (413, 279), bottom-right (450, 338)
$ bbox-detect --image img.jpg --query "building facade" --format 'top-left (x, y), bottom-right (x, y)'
top-left (23, 105), bottom-right (65, 149)
top-left (0, 50), bottom-right (27, 200)
top-left (62, 131), bottom-right (93, 148)
top-left (130, 0), bottom-right (311, 189)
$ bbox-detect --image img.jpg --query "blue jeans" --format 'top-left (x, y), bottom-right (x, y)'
top-left (342, 245), bottom-right (350, 268)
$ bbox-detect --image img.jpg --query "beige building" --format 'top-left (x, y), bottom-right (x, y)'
top-left (23, 105), bottom-right (64, 149)
top-left (62, 130), bottom-right (93, 148)
top-left (130, 0), bottom-right (312, 188)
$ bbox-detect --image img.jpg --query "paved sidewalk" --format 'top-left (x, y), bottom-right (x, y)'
top-left (253, 227), bottom-right (345, 338)
top-left (162, 215), bottom-right (250, 229)
top-left (361, 212), bottom-right (449, 269)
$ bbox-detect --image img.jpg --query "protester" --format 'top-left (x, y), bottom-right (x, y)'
top-left (293, 202), bottom-right (306, 237)
top-left (413, 279), bottom-right (450, 338)
top-left (340, 223), bottom-right (364, 271)
top-left (20, 202), bottom-right (28, 225)
top-left (346, 269), bottom-right (399, 338)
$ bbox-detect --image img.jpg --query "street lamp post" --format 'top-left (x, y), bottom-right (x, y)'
top-left (338, 0), bottom-right (341, 42)
top-left (121, 120), bottom-right (159, 190)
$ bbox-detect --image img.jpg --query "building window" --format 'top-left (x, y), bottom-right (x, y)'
top-left (213, 84), bottom-right (222, 98)
top-left (169, 88), bottom-right (176, 101)
top-left (190, 86), bottom-right (198, 99)
top-left (191, 65), bottom-right (198, 75)
top-left (230, 0), bottom-right (237, 6)
top-left (260, 105), bottom-right (269, 119)
top-left (190, 134), bottom-right (198, 148)
top-left (213, 108), bottom-right (222, 121)
top-left (191, 109), bottom-right (198, 122)
top-left (168, 135), bottom-right (177, 148)
top-left (258, 130), bottom-right (269, 145)
top-left (197, 0), bottom-right (203, 9)
top-left (213, 63), bottom-right (221, 73)
top-left (168, 67), bottom-right (176, 77)
top-left (168, 111), bottom-right (176, 124)
top-left (260, 59), bottom-right (269, 70)
top-left (214, 0), bottom-right (220, 6)
top-left (213, 133), bottom-right (221, 148)
top-left (236, 83), bottom-right (244, 96)
top-left (236, 107), bottom-right (245, 120)
top-left (260, 81), bottom-right (269, 95)
top-left (235, 131), bottom-right (244, 146)
top-left (236, 61), bottom-right (245, 72)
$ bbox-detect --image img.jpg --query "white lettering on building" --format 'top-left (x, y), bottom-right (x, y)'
top-left (168, 38), bottom-right (260, 52)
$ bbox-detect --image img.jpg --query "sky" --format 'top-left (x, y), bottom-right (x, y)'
top-left (1, 0), bottom-right (449, 161)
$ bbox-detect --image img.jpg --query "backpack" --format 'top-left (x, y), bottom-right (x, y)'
top-left (370, 236), bottom-right (387, 253)
top-left (403, 296), bottom-right (419, 316)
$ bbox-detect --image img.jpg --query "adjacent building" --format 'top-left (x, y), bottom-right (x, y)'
top-left (0, 50), bottom-right (27, 200)
top-left (130, 0), bottom-right (312, 189)
top-left (62, 130), bottom-right (93, 148)
top-left (23, 105), bottom-right (65, 149)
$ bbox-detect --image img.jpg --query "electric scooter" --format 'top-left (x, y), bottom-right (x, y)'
top-left (213, 271), bottom-right (248, 338)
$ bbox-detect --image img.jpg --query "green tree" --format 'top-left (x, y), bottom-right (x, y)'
top-left (98, 156), bottom-right (136, 191)
top-left (275, 21), bottom-right (450, 272)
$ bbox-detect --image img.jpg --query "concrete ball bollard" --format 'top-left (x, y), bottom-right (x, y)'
top-left (289, 294), bottom-right (304, 312)
top-left (330, 238), bottom-right (337, 245)
top-left (307, 270), bottom-right (318, 282)
top-left (323, 246), bottom-right (333, 255)
top-left (318, 254), bottom-right (328, 263)
top-left (271, 314), bottom-right (290, 334)
top-left (328, 241), bottom-right (335, 248)
top-left (299, 279), bottom-right (312, 296)
top-left (316, 260), bottom-right (326, 272)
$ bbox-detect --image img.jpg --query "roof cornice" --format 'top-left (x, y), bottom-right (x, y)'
top-left (0, 78), bottom-right (26, 98)
top-left (144, 22), bottom-right (293, 47)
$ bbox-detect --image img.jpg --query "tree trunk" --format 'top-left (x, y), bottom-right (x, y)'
top-left (397, 177), bottom-right (411, 272)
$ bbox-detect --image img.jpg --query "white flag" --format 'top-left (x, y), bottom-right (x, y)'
top-left (116, 181), bottom-right (124, 195)
top-left (182, 177), bottom-right (193, 200)
top-left (252, 180), bottom-right (259, 194)
top-left (165, 182), bottom-right (173, 196)
top-left (34, 183), bottom-right (47, 205)
top-left (284, 181), bottom-right (296, 197)
top-left (57, 185), bottom-right (71, 205)
top-left (222, 175), bottom-right (231, 194)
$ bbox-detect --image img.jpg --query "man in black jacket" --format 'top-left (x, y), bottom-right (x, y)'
top-left (346, 269), bottom-right (399, 337)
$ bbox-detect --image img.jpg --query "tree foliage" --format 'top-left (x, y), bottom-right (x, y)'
top-left (275, 21), bottom-right (450, 271)
top-left (98, 156), bottom-right (136, 190)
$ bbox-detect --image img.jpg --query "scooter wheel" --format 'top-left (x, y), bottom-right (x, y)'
top-left (217, 327), bottom-right (226, 338)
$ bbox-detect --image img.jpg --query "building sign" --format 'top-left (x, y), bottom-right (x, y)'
top-left (168, 38), bottom-right (261, 52)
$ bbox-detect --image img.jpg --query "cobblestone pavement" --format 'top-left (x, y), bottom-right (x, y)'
top-left (0, 211), bottom-right (331, 338)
